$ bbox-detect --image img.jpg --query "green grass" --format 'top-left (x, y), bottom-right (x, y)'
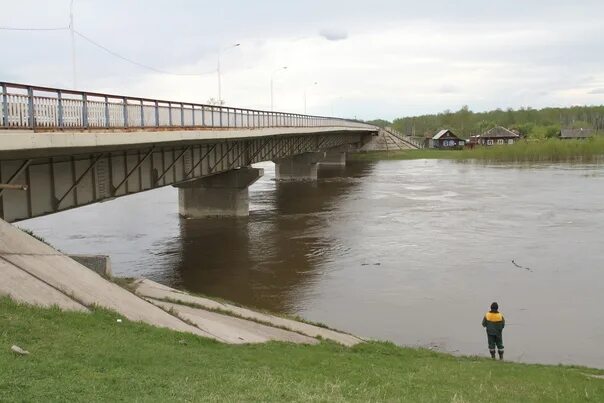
top-left (350, 149), bottom-right (463, 161)
top-left (1, 298), bottom-right (603, 402)
top-left (19, 228), bottom-right (54, 247)
top-left (351, 137), bottom-right (604, 163)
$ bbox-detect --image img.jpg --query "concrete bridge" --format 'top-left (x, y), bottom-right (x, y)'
top-left (0, 82), bottom-right (377, 223)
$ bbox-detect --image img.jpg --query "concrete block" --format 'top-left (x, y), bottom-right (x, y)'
top-left (68, 254), bottom-right (112, 278)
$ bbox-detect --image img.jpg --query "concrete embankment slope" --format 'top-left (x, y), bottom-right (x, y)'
top-left (0, 220), bottom-right (359, 346)
top-left (134, 279), bottom-right (363, 347)
top-left (0, 219), bottom-right (213, 338)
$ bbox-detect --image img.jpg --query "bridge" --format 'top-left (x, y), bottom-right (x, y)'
top-left (0, 82), bottom-right (378, 223)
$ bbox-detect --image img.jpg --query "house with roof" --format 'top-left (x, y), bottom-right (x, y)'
top-left (426, 129), bottom-right (465, 149)
top-left (559, 128), bottom-right (594, 140)
top-left (476, 126), bottom-right (520, 146)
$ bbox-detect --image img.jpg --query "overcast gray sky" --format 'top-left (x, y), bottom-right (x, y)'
top-left (1, 0), bottom-right (603, 120)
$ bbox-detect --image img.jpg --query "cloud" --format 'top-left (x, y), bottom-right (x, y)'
top-left (438, 85), bottom-right (460, 94)
top-left (588, 88), bottom-right (604, 94)
top-left (319, 28), bottom-right (348, 41)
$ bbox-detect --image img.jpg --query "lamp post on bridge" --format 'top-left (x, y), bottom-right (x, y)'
top-left (217, 43), bottom-right (240, 105)
top-left (270, 66), bottom-right (288, 111)
top-left (304, 81), bottom-right (318, 115)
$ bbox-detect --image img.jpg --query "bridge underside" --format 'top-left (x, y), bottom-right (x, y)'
top-left (0, 131), bottom-right (371, 222)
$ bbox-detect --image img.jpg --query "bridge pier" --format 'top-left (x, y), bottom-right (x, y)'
top-left (273, 152), bottom-right (325, 181)
top-left (175, 167), bottom-right (263, 218)
top-left (320, 150), bottom-right (347, 166)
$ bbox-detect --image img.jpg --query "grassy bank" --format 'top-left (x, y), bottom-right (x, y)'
top-left (1, 298), bottom-right (603, 402)
top-left (351, 137), bottom-right (604, 162)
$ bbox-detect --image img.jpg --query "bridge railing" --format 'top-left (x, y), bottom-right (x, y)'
top-left (0, 82), bottom-right (374, 131)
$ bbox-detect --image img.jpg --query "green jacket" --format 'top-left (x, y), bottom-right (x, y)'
top-left (482, 311), bottom-right (505, 335)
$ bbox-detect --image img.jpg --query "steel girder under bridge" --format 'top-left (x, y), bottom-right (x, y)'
top-left (0, 82), bottom-right (377, 222)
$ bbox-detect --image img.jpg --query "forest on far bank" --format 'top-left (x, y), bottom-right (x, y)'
top-left (367, 105), bottom-right (604, 139)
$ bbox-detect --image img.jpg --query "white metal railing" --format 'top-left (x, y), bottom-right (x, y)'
top-left (0, 82), bottom-right (374, 132)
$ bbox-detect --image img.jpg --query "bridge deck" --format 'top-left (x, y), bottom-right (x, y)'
top-left (0, 126), bottom-right (371, 159)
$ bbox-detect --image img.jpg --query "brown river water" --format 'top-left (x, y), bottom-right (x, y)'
top-left (18, 159), bottom-right (604, 368)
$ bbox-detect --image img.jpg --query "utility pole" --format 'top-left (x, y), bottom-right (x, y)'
top-left (270, 66), bottom-right (287, 111)
top-left (217, 43), bottom-right (240, 105)
top-left (304, 81), bottom-right (318, 114)
top-left (70, 0), bottom-right (77, 89)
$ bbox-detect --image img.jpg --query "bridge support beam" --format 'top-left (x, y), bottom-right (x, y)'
top-left (175, 167), bottom-right (263, 218)
top-left (273, 152), bottom-right (324, 181)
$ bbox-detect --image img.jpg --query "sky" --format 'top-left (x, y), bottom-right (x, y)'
top-left (1, 0), bottom-right (603, 120)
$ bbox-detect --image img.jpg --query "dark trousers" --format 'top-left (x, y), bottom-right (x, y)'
top-left (487, 333), bottom-right (504, 351)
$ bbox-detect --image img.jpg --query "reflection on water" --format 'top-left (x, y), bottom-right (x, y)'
top-left (19, 159), bottom-right (604, 368)
top-left (171, 162), bottom-right (374, 312)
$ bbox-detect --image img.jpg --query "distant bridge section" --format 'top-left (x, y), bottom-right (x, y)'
top-left (0, 82), bottom-right (377, 222)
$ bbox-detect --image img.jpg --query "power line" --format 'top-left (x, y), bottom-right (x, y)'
top-left (74, 30), bottom-right (216, 77)
top-left (1, 24), bottom-right (218, 78)
top-left (0, 26), bottom-right (68, 31)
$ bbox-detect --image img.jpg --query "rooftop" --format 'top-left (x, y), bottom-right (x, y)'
top-left (480, 126), bottom-right (520, 139)
top-left (560, 128), bottom-right (594, 138)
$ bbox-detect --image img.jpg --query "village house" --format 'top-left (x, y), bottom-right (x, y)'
top-left (475, 126), bottom-right (520, 146)
top-left (426, 129), bottom-right (465, 148)
top-left (559, 128), bottom-right (594, 140)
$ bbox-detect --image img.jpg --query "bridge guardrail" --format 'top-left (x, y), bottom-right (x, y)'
top-left (0, 82), bottom-right (375, 132)
top-left (383, 127), bottom-right (424, 149)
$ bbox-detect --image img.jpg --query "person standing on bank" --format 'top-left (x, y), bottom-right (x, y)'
top-left (482, 302), bottom-right (505, 360)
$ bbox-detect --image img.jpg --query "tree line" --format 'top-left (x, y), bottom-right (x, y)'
top-left (367, 105), bottom-right (604, 139)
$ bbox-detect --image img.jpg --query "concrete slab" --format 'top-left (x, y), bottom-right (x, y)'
top-left (148, 299), bottom-right (318, 345)
top-left (3, 253), bottom-right (218, 340)
top-left (0, 258), bottom-right (88, 312)
top-left (0, 220), bottom-right (218, 340)
top-left (134, 279), bottom-right (363, 346)
top-left (0, 221), bottom-right (59, 255)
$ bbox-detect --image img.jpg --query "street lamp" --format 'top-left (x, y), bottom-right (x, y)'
top-left (270, 66), bottom-right (288, 111)
top-left (217, 43), bottom-right (240, 105)
top-left (304, 81), bottom-right (318, 115)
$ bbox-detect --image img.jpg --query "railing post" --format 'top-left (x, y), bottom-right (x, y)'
top-left (57, 91), bottom-right (64, 128)
top-left (168, 103), bottom-right (173, 126)
top-left (180, 103), bottom-right (184, 127)
top-left (82, 93), bottom-right (89, 128)
top-left (140, 99), bottom-right (144, 127)
top-left (123, 97), bottom-right (129, 128)
top-left (27, 87), bottom-right (35, 128)
top-left (192, 105), bottom-right (196, 126)
top-left (201, 105), bottom-right (205, 127)
top-left (219, 107), bottom-right (223, 127)
top-left (154, 101), bottom-right (159, 127)
top-left (104, 96), bottom-right (110, 128)
top-left (1, 83), bottom-right (8, 128)
top-left (234, 109), bottom-right (237, 128)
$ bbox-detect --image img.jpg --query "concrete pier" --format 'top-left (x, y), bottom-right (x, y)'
top-left (274, 152), bottom-right (325, 181)
top-left (176, 167), bottom-right (263, 218)
top-left (320, 149), bottom-right (347, 166)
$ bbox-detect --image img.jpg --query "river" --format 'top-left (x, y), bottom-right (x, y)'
top-left (17, 159), bottom-right (604, 369)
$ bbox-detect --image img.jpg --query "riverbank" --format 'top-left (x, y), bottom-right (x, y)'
top-left (1, 298), bottom-right (603, 402)
top-left (350, 137), bottom-right (604, 162)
